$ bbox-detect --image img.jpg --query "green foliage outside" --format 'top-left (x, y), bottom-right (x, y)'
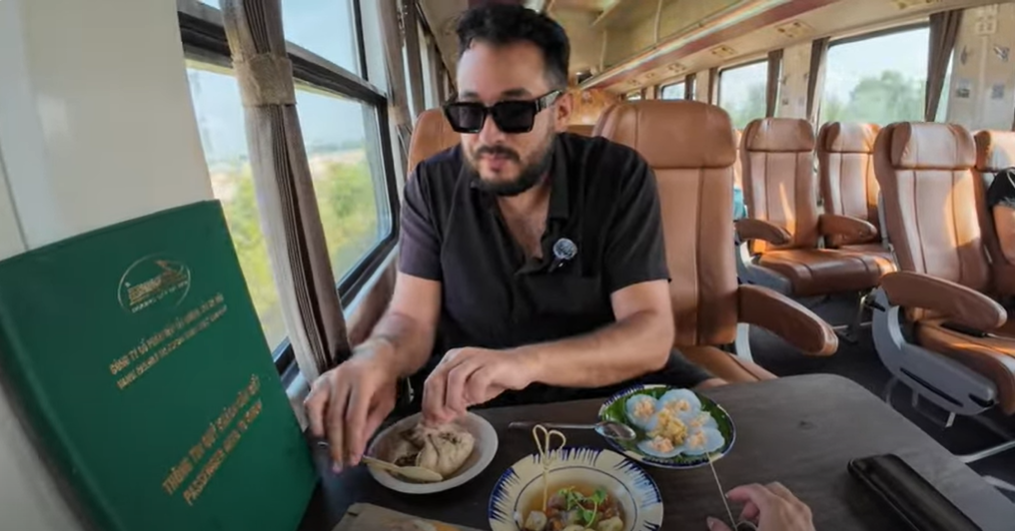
top-left (215, 152), bottom-right (380, 350)
top-left (821, 70), bottom-right (925, 125)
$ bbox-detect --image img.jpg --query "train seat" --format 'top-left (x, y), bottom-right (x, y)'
top-left (974, 130), bottom-right (1015, 296)
top-left (597, 101), bottom-right (837, 383)
top-left (871, 122), bottom-right (1015, 422)
top-left (817, 122), bottom-right (894, 264)
top-left (566, 124), bottom-right (594, 136)
top-left (406, 109), bottom-right (460, 175)
top-left (736, 118), bottom-right (894, 297)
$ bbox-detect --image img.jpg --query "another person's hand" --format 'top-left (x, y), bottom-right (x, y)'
top-left (304, 339), bottom-right (399, 472)
top-left (422, 347), bottom-right (536, 424)
top-left (706, 483), bottom-right (815, 531)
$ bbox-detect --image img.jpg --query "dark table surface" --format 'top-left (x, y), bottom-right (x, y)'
top-left (298, 374), bottom-right (1015, 531)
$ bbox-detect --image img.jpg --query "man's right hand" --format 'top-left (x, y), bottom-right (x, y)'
top-left (706, 483), bottom-right (815, 531)
top-left (304, 339), bottom-right (399, 472)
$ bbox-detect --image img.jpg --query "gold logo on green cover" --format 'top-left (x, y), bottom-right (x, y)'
top-left (118, 254), bottom-right (192, 313)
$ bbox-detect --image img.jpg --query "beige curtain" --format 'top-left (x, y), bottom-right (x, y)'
top-left (220, 0), bottom-right (350, 381)
top-left (806, 37), bottom-right (830, 124)
top-left (926, 10), bottom-right (962, 121)
top-left (685, 73), bottom-right (696, 100)
top-left (379, 0), bottom-right (414, 165)
top-left (402, 0), bottom-right (426, 118)
top-left (708, 67), bottom-right (719, 104)
top-left (766, 49), bottom-right (783, 118)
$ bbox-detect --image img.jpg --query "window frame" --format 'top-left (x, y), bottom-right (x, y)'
top-left (716, 57), bottom-right (768, 108)
top-left (177, 0), bottom-right (400, 376)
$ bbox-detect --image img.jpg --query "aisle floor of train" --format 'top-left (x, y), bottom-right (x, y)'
top-left (748, 293), bottom-right (1015, 503)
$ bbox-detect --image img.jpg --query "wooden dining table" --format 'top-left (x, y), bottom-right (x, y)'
top-left (297, 374), bottom-right (1015, 530)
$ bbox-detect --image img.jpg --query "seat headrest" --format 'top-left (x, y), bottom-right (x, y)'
top-left (820, 122), bottom-right (879, 153)
top-left (596, 101), bottom-right (736, 168)
top-left (974, 130), bottom-right (1015, 173)
top-left (744, 118), bottom-right (815, 152)
top-left (889, 122), bottom-right (975, 170)
top-left (407, 109), bottom-right (460, 174)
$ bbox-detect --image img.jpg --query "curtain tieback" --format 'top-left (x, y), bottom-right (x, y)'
top-left (235, 54), bottom-right (297, 107)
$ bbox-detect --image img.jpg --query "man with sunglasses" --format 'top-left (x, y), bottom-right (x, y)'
top-left (306, 3), bottom-right (722, 472)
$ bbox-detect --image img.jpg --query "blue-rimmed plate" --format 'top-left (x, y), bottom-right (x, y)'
top-left (598, 384), bottom-right (736, 469)
top-left (488, 447), bottom-right (663, 531)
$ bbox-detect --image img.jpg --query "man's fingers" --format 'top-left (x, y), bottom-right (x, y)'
top-left (739, 501), bottom-right (760, 522)
top-left (304, 380), bottom-right (329, 438)
top-left (726, 484), bottom-right (779, 513)
top-left (765, 482), bottom-right (797, 504)
top-left (422, 368), bottom-right (448, 424)
top-left (446, 360), bottom-right (481, 418)
top-left (705, 516), bottom-right (734, 531)
top-left (326, 382), bottom-right (350, 470)
top-left (344, 381), bottom-right (372, 466)
top-left (464, 367), bottom-right (494, 406)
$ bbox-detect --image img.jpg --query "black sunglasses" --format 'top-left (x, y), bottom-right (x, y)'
top-left (443, 90), bottom-right (563, 134)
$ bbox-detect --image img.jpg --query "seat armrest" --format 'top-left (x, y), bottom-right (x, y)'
top-left (881, 271), bottom-right (1007, 331)
top-left (735, 218), bottom-right (791, 246)
top-left (818, 214), bottom-right (877, 244)
top-left (738, 284), bottom-right (838, 356)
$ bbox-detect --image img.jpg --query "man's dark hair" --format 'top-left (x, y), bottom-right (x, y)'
top-left (456, 4), bottom-right (570, 90)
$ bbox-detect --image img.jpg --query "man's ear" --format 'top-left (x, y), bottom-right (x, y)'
top-left (555, 91), bottom-right (574, 132)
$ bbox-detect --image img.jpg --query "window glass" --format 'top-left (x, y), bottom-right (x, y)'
top-left (197, 0), bottom-right (360, 75)
top-left (719, 61), bottom-right (768, 130)
top-left (660, 82), bottom-right (685, 100)
top-left (186, 65), bottom-right (288, 349)
top-left (295, 88), bottom-right (391, 282)
top-left (821, 27), bottom-right (930, 125)
top-left (626, 92), bottom-right (643, 101)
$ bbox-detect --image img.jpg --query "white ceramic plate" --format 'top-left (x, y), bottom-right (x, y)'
top-left (365, 412), bottom-right (498, 494)
top-left (488, 447), bottom-right (663, 531)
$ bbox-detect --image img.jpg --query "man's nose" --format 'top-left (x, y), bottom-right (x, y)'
top-left (477, 113), bottom-right (506, 144)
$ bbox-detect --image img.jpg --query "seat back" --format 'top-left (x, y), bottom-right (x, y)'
top-left (598, 100), bottom-right (739, 347)
top-left (407, 109), bottom-right (460, 175)
top-left (566, 124), bottom-right (594, 137)
top-left (873, 122), bottom-right (992, 295)
top-left (591, 104), bottom-right (619, 137)
top-left (817, 122), bottom-right (881, 247)
top-left (974, 130), bottom-right (1015, 295)
top-left (741, 118), bottom-right (818, 252)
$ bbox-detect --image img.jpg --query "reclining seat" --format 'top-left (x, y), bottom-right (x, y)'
top-left (406, 109), bottom-right (460, 175)
top-left (597, 101), bottom-right (838, 382)
top-left (974, 130), bottom-right (1015, 298)
top-left (871, 122), bottom-right (1015, 427)
top-left (736, 118), bottom-right (895, 297)
top-left (817, 122), bottom-right (894, 264)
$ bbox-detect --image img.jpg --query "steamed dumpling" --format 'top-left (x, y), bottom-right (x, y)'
top-left (624, 394), bottom-right (658, 429)
top-left (637, 435), bottom-right (684, 458)
top-left (658, 389), bottom-right (702, 415)
top-left (678, 409), bottom-right (718, 430)
top-left (412, 423), bottom-right (475, 477)
top-left (677, 427), bottom-right (725, 456)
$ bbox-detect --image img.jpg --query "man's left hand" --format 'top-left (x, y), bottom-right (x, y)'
top-left (422, 347), bottom-right (537, 424)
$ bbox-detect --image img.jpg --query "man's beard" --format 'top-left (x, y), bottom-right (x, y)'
top-left (467, 137), bottom-right (555, 197)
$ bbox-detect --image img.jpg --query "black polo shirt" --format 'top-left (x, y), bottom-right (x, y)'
top-left (400, 133), bottom-right (710, 405)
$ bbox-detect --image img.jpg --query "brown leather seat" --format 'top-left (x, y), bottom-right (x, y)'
top-left (817, 122), bottom-right (894, 261)
top-left (974, 130), bottom-right (1015, 296)
top-left (738, 118), bottom-right (894, 297)
top-left (597, 101), bottom-right (837, 384)
top-left (406, 109), bottom-right (459, 175)
top-left (874, 122), bottom-right (1015, 414)
top-left (566, 124), bottom-right (594, 137)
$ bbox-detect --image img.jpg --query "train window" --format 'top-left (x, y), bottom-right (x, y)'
top-left (626, 91), bottom-right (643, 101)
top-left (295, 88), bottom-right (392, 282)
top-left (197, 0), bottom-right (361, 75)
top-left (186, 65), bottom-right (288, 349)
top-left (718, 60), bottom-right (768, 129)
top-left (660, 82), bottom-right (685, 100)
top-left (820, 26), bottom-right (930, 125)
top-left (179, 0), bottom-right (399, 372)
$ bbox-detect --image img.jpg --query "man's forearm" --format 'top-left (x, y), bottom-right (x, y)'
top-left (360, 311), bottom-right (435, 379)
top-left (509, 310), bottom-right (673, 388)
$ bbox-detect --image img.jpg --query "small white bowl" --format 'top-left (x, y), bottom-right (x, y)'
top-left (365, 412), bottom-right (498, 494)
